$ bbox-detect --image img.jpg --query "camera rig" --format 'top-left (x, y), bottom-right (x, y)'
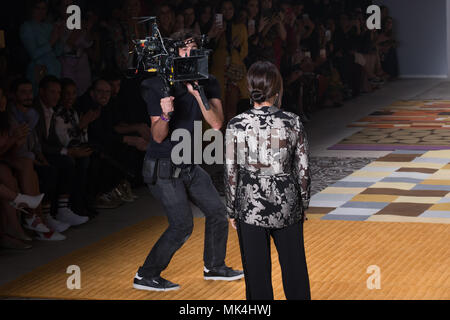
top-left (131, 16), bottom-right (212, 111)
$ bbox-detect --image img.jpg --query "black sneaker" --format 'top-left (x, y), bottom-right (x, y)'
top-left (133, 273), bottom-right (180, 292)
top-left (204, 266), bottom-right (244, 281)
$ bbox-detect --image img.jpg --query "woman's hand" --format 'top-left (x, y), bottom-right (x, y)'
top-left (208, 22), bottom-right (225, 40)
top-left (232, 35), bottom-right (241, 50)
top-left (229, 218), bottom-right (237, 230)
top-left (258, 17), bottom-right (270, 33)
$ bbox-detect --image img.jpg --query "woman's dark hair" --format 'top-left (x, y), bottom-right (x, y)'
top-left (10, 78), bottom-right (33, 95)
top-left (218, 0), bottom-right (236, 22)
top-left (247, 61), bottom-right (283, 104)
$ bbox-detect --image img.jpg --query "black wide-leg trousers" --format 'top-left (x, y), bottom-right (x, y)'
top-left (236, 220), bottom-right (311, 300)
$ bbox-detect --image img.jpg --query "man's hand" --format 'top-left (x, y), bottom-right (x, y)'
top-left (185, 82), bottom-right (200, 98)
top-left (229, 218), bottom-right (237, 230)
top-left (79, 109), bottom-right (100, 129)
top-left (160, 96), bottom-right (175, 118)
top-left (68, 147), bottom-right (93, 158)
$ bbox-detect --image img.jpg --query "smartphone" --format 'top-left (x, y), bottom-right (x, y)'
top-left (0, 30), bottom-right (5, 49)
top-left (320, 49), bottom-right (327, 59)
top-left (215, 14), bottom-right (223, 28)
top-left (325, 30), bottom-right (332, 42)
top-left (305, 51), bottom-right (311, 58)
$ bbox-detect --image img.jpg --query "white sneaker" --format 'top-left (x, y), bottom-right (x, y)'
top-left (56, 208), bottom-right (89, 226)
top-left (35, 231), bottom-right (66, 241)
top-left (45, 214), bottom-right (70, 233)
top-left (23, 214), bottom-right (50, 233)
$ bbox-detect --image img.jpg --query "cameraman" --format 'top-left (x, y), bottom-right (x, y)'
top-left (134, 30), bottom-right (243, 292)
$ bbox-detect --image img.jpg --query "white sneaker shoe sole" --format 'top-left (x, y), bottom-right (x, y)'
top-left (204, 274), bottom-right (244, 281)
top-left (132, 283), bottom-right (180, 292)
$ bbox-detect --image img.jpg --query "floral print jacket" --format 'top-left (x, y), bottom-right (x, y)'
top-left (225, 106), bottom-right (311, 229)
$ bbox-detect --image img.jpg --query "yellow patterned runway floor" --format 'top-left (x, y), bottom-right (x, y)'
top-left (0, 217), bottom-right (448, 300)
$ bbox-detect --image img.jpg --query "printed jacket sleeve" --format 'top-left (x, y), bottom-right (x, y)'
top-left (293, 117), bottom-right (311, 209)
top-left (224, 122), bottom-right (238, 219)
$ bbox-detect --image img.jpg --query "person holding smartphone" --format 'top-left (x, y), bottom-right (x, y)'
top-left (211, 0), bottom-right (249, 125)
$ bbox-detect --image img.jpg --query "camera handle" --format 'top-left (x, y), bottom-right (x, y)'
top-left (190, 82), bottom-right (211, 111)
top-left (161, 80), bottom-right (211, 118)
top-left (160, 77), bottom-right (175, 118)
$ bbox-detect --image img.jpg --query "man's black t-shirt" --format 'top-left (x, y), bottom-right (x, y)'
top-left (141, 75), bottom-right (221, 162)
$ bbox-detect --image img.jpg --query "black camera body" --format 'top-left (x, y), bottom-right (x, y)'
top-left (131, 17), bottom-right (211, 85)
top-left (131, 17), bottom-right (212, 111)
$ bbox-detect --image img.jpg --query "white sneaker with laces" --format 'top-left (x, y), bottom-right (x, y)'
top-left (56, 208), bottom-right (89, 226)
top-left (45, 214), bottom-right (70, 233)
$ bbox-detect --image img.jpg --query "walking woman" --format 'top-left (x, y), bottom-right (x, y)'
top-left (225, 61), bottom-right (311, 300)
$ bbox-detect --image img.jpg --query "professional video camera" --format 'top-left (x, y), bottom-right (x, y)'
top-left (130, 17), bottom-right (212, 110)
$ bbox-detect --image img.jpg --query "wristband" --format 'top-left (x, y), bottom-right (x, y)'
top-left (160, 114), bottom-right (170, 122)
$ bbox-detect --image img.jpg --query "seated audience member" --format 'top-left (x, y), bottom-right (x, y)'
top-left (77, 79), bottom-right (130, 209)
top-left (0, 179), bottom-right (43, 250)
top-left (106, 71), bottom-right (148, 191)
top-left (0, 86), bottom-right (43, 249)
top-left (6, 79), bottom-right (67, 241)
top-left (34, 76), bottom-right (90, 228)
top-left (54, 78), bottom-right (99, 217)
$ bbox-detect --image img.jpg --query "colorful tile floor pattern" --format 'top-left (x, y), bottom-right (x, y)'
top-left (307, 150), bottom-right (450, 223)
